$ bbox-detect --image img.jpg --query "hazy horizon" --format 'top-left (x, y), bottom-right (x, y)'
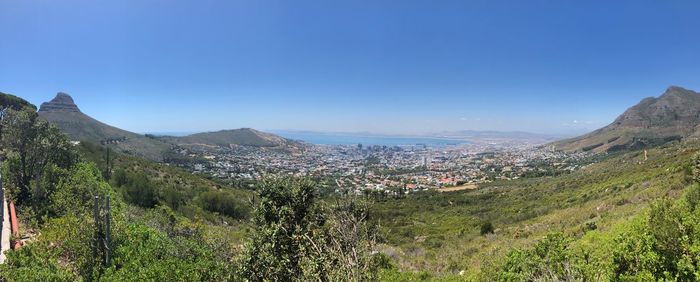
top-left (142, 128), bottom-right (578, 139)
top-left (2, 1), bottom-right (699, 135)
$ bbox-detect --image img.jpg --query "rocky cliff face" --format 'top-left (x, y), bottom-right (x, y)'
top-left (39, 92), bottom-right (81, 113)
top-left (553, 86), bottom-right (700, 153)
top-left (610, 86), bottom-right (700, 130)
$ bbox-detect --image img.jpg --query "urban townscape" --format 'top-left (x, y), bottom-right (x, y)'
top-left (168, 138), bottom-right (593, 195)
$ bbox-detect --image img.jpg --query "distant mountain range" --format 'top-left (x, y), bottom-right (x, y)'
top-left (36, 93), bottom-right (302, 160)
top-left (553, 86), bottom-right (700, 153)
top-left (23, 86), bottom-right (700, 157)
top-left (272, 129), bottom-right (562, 146)
top-left (432, 130), bottom-right (564, 141)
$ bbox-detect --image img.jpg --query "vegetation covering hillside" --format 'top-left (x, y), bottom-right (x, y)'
top-left (0, 99), bottom-right (381, 281)
top-left (0, 92), bottom-right (35, 111)
top-left (0, 103), bottom-right (250, 280)
top-left (38, 92), bottom-right (171, 161)
top-left (374, 140), bottom-right (700, 280)
top-left (38, 93), bottom-right (305, 160)
top-left (4, 91), bottom-right (700, 281)
top-left (161, 128), bottom-right (304, 151)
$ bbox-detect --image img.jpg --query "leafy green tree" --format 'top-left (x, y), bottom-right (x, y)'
top-left (1, 108), bottom-right (77, 208)
top-left (0, 92), bottom-right (36, 140)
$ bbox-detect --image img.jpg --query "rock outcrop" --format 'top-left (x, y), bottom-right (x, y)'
top-left (39, 92), bottom-right (81, 113)
top-left (553, 86), bottom-right (700, 153)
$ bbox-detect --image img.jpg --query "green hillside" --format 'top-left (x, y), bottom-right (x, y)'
top-left (374, 140), bottom-right (698, 280)
top-left (38, 93), bottom-right (172, 161)
top-left (0, 101), bottom-right (378, 281)
top-left (5, 91), bottom-right (700, 280)
top-left (0, 91), bottom-right (35, 111)
top-left (162, 128), bottom-right (304, 151)
top-left (77, 141), bottom-right (254, 224)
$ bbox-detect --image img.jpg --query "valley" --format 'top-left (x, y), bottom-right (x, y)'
top-left (2, 2), bottom-right (699, 280)
top-left (4, 86), bottom-right (699, 280)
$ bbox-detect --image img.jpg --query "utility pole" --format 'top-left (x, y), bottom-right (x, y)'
top-left (92, 195), bottom-right (99, 266)
top-left (92, 194), bottom-right (112, 268)
top-left (104, 195), bottom-right (111, 265)
top-left (104, 148), bottom-right (112, 180)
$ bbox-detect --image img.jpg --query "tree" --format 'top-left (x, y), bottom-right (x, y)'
top-left (1, 108), bottom-right (77, 207)
top-left (0, 92), bottom-right (36, 140)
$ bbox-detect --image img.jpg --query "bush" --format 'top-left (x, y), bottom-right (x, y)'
top-left (239, 177), bottom-right (380, 281)
top-left (112, 170), bottom-right (158, 208)
top-left (498, 233), bottom-right (589, 281)
top-left (480, 222), bottom-right (494, 235)
top-left (198, 190), bottom-right (249, 220)
top-left (611, 185), bottom-right (700, 281)
top-left (50, 162), bottom-right (114, 217)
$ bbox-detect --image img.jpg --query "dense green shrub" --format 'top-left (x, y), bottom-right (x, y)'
top-left (480, 222), bottom-right (494, 235)
top-left (239, 177), bottom-right (381, 281)
top-left (50, 162), bottom-right (115, 217)
top-left (102, 223), bottom-right (233, 281)
top-left (611, 184), bottom-right (700, 281)
top-left (198, 190), bottom-right (249, 219)
top-left (238, 177), bottom-right (323, 280)
top-left (497, 233), bottom-right (591, 281)
top-left (112, 169), bottom-right (158, 208)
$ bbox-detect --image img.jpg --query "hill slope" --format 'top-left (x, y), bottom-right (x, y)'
top-left (373, 139), bottom-right (698, 277)
top-left (165, 128), bottom-right (305, 151)
top-left (554, 86), bottom-right (700, 152)
top-left (0, 91), bottom-right (36, 111)
top-left (38, 92), bottom-right (170, 161)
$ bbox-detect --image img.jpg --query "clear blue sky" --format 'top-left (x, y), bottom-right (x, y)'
top-left (1, 1), bottom-right (699, 135)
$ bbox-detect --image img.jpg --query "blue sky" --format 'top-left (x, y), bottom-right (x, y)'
top-left (1, 1), bottom-right (699, 135)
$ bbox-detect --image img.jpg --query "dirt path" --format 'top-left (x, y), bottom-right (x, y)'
top-left (437, 183), bottom-right (478, 192)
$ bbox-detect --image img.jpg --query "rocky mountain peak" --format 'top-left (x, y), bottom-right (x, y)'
top-left (39, 92), bottom-right (81, 113)
top-left (553, 86), bottom-right (700, 153)
top-left (659, 86), bottom-right (698, 100)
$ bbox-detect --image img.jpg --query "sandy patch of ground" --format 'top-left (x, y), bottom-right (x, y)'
top-left (438, 183), bottom-right (478, 192)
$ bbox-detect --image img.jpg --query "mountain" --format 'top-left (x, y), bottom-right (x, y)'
top-left (553, 86), bottom-right (700, 153)
top-left (164, 128), bottom-right (305, 151)
top-left (38, 92), bottom-right (171, 161)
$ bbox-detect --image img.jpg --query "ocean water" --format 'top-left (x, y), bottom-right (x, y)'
top-left (273, 131), bottom-right (470, 146)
